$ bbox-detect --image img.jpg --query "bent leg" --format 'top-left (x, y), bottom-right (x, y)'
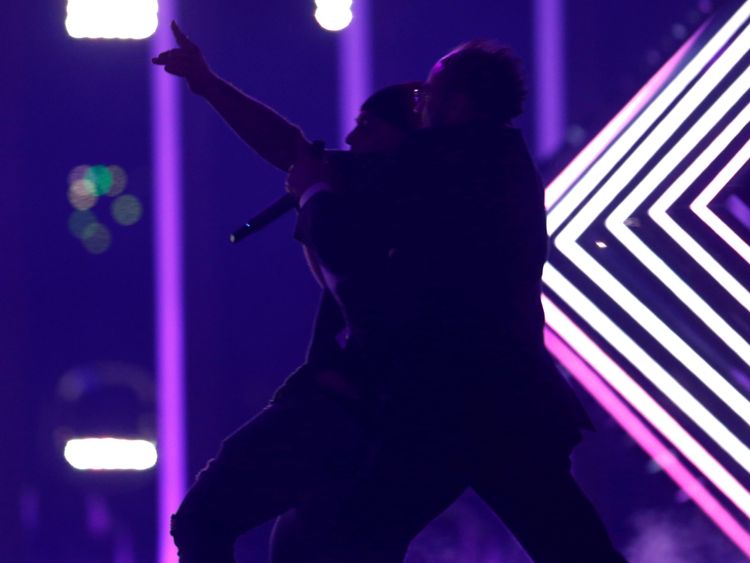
top-left (171, 391), bottom-right (367, 563)
top-left (473, 446), bottom-right (626, 563)
top-left (269, 404), bottom-right (469, 563)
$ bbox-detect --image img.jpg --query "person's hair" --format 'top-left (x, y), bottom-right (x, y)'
top-left (361, 81), bottom-right (423, 132)
top-left (436, 40), bottom-right (526, 122)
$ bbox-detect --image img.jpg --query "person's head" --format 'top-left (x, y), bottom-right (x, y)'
top-left (345, 82), bottom-right (423, 153)
top-left (418, 40), bottom-right (526, 128)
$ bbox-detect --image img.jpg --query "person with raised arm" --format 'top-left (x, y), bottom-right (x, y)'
top-left (154, 22), bottom-right (429, 563)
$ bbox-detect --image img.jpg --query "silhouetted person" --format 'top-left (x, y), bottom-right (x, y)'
top-left (280, 41), bottom-right (627, 563)
top-left (154, 21), bottom-right (431, 563)
top-left (155, 23), bottom-right (626, 563)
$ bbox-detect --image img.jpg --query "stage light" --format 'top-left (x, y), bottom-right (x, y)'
top-left (65, 0), bottom-right (158, 40)
top-left (544, 320), bottom-right (750, 554)
top-left (315, 0), bottom-right (353, 32)
top-left (648, 118), bottom-right (750, 311)
top-left (64, 438), bottom-right (157, 471)
top-left (542, 2), bottom-right (750, 556)
top-left (553, 7), bottom-right (750, 439)
top-left (692, 138), bottom-right (750, 266)
top-left (111, 194), bottom-right (143, 226)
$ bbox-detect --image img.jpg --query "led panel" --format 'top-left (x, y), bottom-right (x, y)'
top-left (543, 1), bottom-right (750, 557)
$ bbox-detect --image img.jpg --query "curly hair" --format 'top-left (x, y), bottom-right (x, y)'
top-left (435, 40), bottom-right (526, 123)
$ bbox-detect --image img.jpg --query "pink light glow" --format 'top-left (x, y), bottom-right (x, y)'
top-left (542, 293), bottom-right (750, 517)
top-left (544, 321), bottom-right (750, 558)
top-left (151, 7), bottom-right (187, 563)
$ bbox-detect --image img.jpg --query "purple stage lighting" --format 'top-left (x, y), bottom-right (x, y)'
top-left (150, 5), bottom-right (187, 563)
top-left (534, 0), bottom-right (566, 159)
top-left (337, 0), bottom-right (372, 147)
top-left (543, 2), bottom-right (750, 557)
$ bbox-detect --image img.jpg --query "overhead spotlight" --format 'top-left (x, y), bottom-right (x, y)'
top-left (55, 363), bottom-right (157, 472)
top-left (314, 0), bottom-right (353, 32)
top-left (64, 438), bottom-right (157, 471)
top-left (65, 0), bottom-right (158, 40)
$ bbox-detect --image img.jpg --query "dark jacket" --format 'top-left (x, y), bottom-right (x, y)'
top-left (296, 122), bottom-right (592, 432)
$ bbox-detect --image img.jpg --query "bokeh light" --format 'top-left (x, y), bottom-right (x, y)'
top-left (67, 164), bottom-right (90, 185)
top-left (85, 164), bottom-right (113, 196)
top-left (107, 164), bottom-right (128, 196)
top-left (68, 179), bottom-right (98, 210)
top-left (111, 194), bottom-right (143, 226)
top-left (65, 0), bottom-right (159, 40)
top-left (67, 164), bottom-right (136, 253)
top-left (68, 209), bottom-right (98, 238)
top-left (315, 0), bottom-right (353, 32)
top-left (81, 222), bottom-right (112, 254)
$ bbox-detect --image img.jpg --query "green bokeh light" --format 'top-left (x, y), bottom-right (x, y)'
top-left (85, 165), bottom-right (113, 196)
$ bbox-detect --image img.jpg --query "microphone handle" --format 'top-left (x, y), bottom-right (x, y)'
top-left (229, 140), bottom-right (326, 244)
top-left (229, 194), bottom-right (297, 243)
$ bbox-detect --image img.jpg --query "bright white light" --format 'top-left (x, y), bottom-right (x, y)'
top-left (542, 288), bottom-right (750, 519)
top-left (603, 66), bottom-right (750, 371)
top-left (692, 138), bottom-right (750, 266)
top-left (66, 0), bottom-right (159, 40)
top-left (544, 261), bottom-right (750, 475)
top-left (546, 2), bottom-right (750, 233)
top-left (64, 437), bottom-right (157, 470)
top-left (552, 10), bottom-right (750, 451)
top-left (540, 2), bottom-right (750, 555)
top-left (315, 0), bottom-right (353, 32)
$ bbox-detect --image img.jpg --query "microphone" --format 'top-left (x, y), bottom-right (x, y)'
top-left (229, 140), bottom-right (325, 244)
top-left (229, 194), bottom-right (296, 243)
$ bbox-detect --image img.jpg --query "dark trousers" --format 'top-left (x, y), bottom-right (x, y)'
top-left (171, 377), bottom-right (627, 563)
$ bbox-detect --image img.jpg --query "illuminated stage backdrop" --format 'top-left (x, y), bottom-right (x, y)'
top-left (543, 0), bottom-right (750, 557)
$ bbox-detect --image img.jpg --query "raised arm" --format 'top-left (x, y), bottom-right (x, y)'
top-left (152, 21), bottom-right (311, 171)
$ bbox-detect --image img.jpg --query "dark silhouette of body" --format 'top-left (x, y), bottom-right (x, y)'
top-left (155, 24), bottom-right (627, 563)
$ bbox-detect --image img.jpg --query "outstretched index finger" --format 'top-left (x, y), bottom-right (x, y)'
top-left (171, 20), bottom-right (195, 50)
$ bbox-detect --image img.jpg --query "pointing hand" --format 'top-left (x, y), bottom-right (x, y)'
top-left (152, 21), bottom-right (214, 95)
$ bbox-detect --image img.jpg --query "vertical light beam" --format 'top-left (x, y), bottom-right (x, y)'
top-left (337, 0), bottom-right (373, 147)
top-left (150, 5), bottom-right (187, 563)
top-left (534, 0), bottom-right (566, 159)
